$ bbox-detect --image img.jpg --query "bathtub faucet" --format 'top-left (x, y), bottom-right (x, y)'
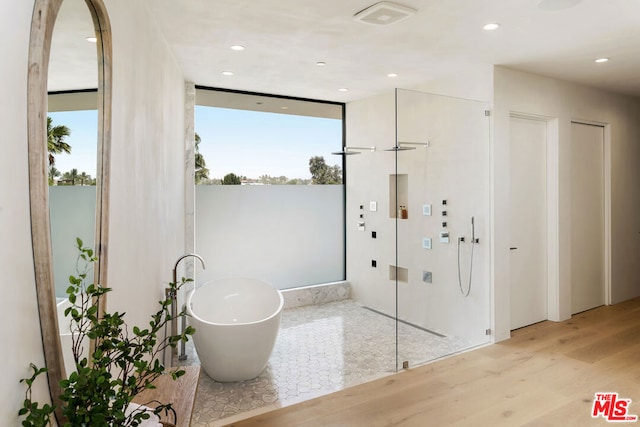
top-left (169, 253), bottom-right (206, 363)
top-left (173, 253), bottom-right (206, 286)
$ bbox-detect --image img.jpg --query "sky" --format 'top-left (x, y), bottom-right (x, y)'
top-left (48, 110), bottom-right (98, 178)
top-left (195, 106), bottom-right (342, 180)
top-left (48, 107), bottom-right (343, 181)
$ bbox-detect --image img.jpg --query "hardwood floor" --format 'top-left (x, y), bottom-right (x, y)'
top-left (223, 298), bottom-right (640, 426)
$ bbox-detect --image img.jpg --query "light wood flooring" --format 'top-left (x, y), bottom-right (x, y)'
top-left (223, 297), bottom-right (640, 426)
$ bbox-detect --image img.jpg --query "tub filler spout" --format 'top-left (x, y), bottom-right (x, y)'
top-left (173, 253), bottom-right (206, 286)
top-left (168, 253), bottom-right (206, 364)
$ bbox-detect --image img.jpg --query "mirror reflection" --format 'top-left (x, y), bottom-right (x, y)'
top-left (48, 0), bottom-right (99, 376)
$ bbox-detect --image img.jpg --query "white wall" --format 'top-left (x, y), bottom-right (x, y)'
top-left (1, 1), bottom-right (186, 423)
top-left (345, 90), bottom-right (397, 316)
top-left (195, 185), bottom-right (345, 290)
top-left (105, 0), bottom-right (186, 330)
top-left (1, 2), bottom-right (51, 423)
top-left (409, 64), bottom-right (494, 103)
top-left (493, 66), bottom-right (640, 341)
top-left (345, 85), bottom-right (492, 346)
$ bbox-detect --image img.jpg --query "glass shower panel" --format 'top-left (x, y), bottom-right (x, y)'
top-left (395, 88), bottom-right (491, 369)
top-left (343, 91), bottom-right (399, 377)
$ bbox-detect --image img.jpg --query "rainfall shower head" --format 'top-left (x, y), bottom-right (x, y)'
top-left (384, 145), bottom-right (415, 152)
top-left (385, 141), bottom-right (430, 152)
top-left (331, 150), bottom-right (361, 155)
top-left (332, 146), bottom-right (376, 156)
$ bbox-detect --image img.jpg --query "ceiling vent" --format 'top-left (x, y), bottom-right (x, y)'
top-left (354, 2), bottom-right (417, 26)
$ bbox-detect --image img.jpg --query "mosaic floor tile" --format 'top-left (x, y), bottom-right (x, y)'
top-left (184, 299), bottom-right (470, 425)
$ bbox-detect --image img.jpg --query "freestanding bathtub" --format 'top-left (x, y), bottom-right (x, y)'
top-left (186, 278), bottom-right (284, 382)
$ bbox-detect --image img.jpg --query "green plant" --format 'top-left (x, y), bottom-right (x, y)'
top-left (19, 364), bottom-right (54, 427)
top-left (20, 239), bottom-right (195, 426)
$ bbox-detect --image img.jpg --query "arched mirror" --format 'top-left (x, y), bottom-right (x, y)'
top-left (27, 0), bottom-right (111, 422)
top-left (48, 0), bottom-right (99, 378)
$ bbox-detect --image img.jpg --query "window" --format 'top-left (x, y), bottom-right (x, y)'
top-left (194, 88), bottom-right (345, 289)
top-left (195, 89), bottom-right (343, 185)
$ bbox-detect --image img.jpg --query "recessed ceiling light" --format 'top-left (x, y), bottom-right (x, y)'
top-left (85, 36), bottom-right (97, 43)
top-left (483, 23), bottom-right (500, 31)
top-left (387, 73), bottom-right (399, 78)
top-left (594, 57), bottom-right (609, 63)
top-left (338, 88), bottom-right (349, 92)
top-left (221, 71), bottom-right (234, 76)
top-left (316, 61), bottom-right (327, 66)
top-left (281, 106), bottom-right (289, 110)
top-left (230, 45), bottom-right (245, 51)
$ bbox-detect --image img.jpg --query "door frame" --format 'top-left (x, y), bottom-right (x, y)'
top-left (571, 119), bottom-right (612, 307)
top-left (507, 113), bottom-right (612, 324)
top-left (509, 112), bottom-right (557, 325)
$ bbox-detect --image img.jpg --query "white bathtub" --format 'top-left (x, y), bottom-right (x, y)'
top-left (186, 278), bottom-right (283, 382)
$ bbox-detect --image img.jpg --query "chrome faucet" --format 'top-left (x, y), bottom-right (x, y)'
top-left (168, 253), bottom-right (206, 364)
top-left (173, 253), bottom-right (206, 286)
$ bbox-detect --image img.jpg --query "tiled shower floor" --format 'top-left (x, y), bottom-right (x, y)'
top-left (184, 299), bottom-right (469, 426)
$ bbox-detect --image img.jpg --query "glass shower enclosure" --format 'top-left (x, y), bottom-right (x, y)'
top-left (394, 88), bottom-right (491, 369)
top-left (345, 87), bottom-right (491, 373)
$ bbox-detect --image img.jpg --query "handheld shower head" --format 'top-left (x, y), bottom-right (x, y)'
top-left (471, 216), bottom-right (475, 242)
top-left (458, 216), bottom-right (477, 297)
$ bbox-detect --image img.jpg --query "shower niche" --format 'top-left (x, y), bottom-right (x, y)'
top-left (389, 265), bottom-right (409, 283)
top-left (389, 174), bottom-right (408, 219)
top-left (389, 173), bottom-right (409, 283)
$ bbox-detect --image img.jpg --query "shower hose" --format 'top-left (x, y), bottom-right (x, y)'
top-left (457, 237), bottom-right (475, 297)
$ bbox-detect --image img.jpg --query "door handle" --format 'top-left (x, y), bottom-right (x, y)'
top-left (510, 247), bottom-right (518, 250)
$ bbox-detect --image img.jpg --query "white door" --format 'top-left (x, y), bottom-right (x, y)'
top-left (509, 116), bottom-right (548, 330)
top-left (571, 122), bottom-right (605, 314)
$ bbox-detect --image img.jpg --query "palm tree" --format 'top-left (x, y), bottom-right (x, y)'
top-left (47, 116), bottom-right (71, 166)
top-left (194, 132), bottom-right (210, 184)
top-left (79, 171), bottom-right (91, 186)
top-left (48, 166), bottom-right (61, 186)
top-left (61, 168), bottom-right (79, 186)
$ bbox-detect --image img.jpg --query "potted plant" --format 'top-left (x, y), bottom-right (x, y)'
top-left (20, 239), bottom-right (194, 426)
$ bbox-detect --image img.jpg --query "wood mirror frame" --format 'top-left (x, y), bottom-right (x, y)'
top-left (27, 0), bottom-right (111, 421)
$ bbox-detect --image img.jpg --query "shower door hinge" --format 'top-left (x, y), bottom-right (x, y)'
top-left (485, 328), bottom-right (491, 335)
top-left (484, 110), bottom-right (491, 117)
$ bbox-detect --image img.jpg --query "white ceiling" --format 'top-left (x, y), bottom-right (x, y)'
top-left (49, 0), bottom-right (98, 92)
top-left (50, 0), bottom-right (640, 103)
